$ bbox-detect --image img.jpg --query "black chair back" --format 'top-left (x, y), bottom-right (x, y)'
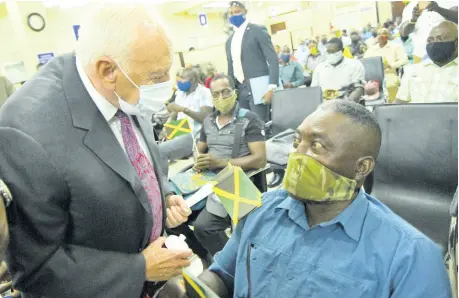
top-left (372, 103), bottom-right (458, 251)
top-left (360, 57), bottom-right (385, 90)
top-left (270, 87), bottom-right (323, 136)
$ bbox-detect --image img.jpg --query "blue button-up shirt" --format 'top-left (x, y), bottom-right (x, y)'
top-left (209, 189), bottom-right (451, 298)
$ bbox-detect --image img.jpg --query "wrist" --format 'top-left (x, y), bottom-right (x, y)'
top-left (181, 107), bottom-right (188, 113)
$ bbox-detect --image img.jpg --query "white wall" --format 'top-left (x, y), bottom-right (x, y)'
top-left (0, 1), bottom-right (228, 80)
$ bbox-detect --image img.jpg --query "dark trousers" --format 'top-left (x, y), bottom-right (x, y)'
top-left (237, 81), bottom-right (270, 123)
top-left (193, 208), bottom-right (232, 256)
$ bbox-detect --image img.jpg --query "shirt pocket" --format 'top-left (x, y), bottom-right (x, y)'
top-left (235, 242), bottom-right (278, 298)
top-left (302, 267), bottom-right (374, 298)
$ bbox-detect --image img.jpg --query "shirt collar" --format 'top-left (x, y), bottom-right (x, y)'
top-left (75, 57), bottom-right (118, 122)
top-left (235, 20), bottom-right (249, 33)
top-left (276, 188), bottom-right (369, 242)
top-left (210, 102), bottom-right (241, 120)
top-left (423, 57), bottom-right (458, 67)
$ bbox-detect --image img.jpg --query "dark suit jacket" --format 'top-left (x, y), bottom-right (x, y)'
top-left (225, 23), bottom-right (280, 86)
top-left (0, 53), bottom-right (173, 298)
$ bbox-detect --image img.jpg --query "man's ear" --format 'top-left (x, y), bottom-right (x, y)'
top-left (355, 156), bottom-right (375, 181)
top-left (95, 57), bottom-right (117, 86)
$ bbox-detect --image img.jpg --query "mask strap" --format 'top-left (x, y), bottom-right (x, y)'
top-left (114, 61), bottom-right (140, 90)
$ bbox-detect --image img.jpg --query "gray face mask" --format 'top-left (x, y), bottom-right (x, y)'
top-left (114, 61), bottom-right (172, 120)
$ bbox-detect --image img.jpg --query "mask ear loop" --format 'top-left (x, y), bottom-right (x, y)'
top-left (114, 61), bottom-right (140, 90)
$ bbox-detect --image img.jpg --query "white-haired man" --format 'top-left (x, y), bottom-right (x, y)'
top-left (0, 5), bottom-right (193, 298)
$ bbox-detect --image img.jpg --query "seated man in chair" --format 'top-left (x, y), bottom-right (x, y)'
top-left (195, 100), bottom-right (451, 298)
top-left (193, 74), bottom-right (266, 258)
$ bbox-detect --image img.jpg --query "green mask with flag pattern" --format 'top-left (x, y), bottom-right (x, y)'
top-left (283, 152), bottom-right (358, 202)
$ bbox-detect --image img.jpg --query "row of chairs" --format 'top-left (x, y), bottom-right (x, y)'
top-left (267, 84), bottom-right (457, 252)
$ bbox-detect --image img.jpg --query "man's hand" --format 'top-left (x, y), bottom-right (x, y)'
top-left (142, 237), bottom-right (192, 281)
top-left (411, 4), bottom-right (423, 22)
top-left (166, 195), bottom-right (192, 229)
top-left (195, 154), bottom-right (224, 171)
top-left (283, 83), bottom-right (294, 89)
top-left (166, 103), bottom-right (185, 114)
top-left (263, 90), bottom-right (274, 105)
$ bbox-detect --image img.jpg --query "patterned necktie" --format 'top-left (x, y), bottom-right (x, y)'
top-left (116, 110), bottom-right (163, 242)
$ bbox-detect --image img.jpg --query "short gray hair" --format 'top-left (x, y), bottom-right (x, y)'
top-left (178, 68), bottom-right (199, 84)
top-left (76, 4), bottom-right (170, 72)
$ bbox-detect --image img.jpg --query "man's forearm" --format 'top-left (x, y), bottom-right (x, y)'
top-left (217, 154), bottom-right (266, 171)
top-left (348, 87), bottom-right (364, 103)
top-left (183, 109), bottom-right (211, 124)
top-left (434, 7), bottom-right (458, 23)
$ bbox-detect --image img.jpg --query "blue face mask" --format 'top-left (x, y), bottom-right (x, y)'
top-left (229, 14), bottom-right (246, 28)
top-left (177, 80), bottom-right (192, 92)
top-left (281, 54), bottom-right (291, 63)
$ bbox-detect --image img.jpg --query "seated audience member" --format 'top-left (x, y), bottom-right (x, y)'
top-left (205, 65), bottom-right (216, 89)
top-left (280, 47), bottom-right (305, 89)
top-left (396, 21), bottom-right (458, 103)
top-left (349, 31), bottom-right (368, 59)
top-left (293, 40), bottom-right (309, 68)
top-left (198, 100), bottom-right (451, 298)
top-left (365, 27), bottom-right (379, 47)
top-left (400, 1), bottom-right (457, 63)
top-left (311, 38), bottom-right (365, 102)
top-left (0, 179), bottom-right (10, 260)
top-left (364, 28), bottom-right (408, 103)
top-left (159, 67), bottom-right (213, 176)
top-left (341, 29), bottom-right (352, 47)
top-left (0, 76), bottom-right (14, 109)
top-left (275, 44), bottom-right (281, 58)
top-left (303, 41), bottom-right (325, 86)
top-left (400, 33), bottom-right (415, 64)
top-left (193, 74), bottom-right (266, 257)
top-left (318, 35), bottom-right (328, 55)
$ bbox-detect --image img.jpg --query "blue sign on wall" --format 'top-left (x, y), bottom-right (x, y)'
top-left (37, 52), bottom-right (54, 64)
top-left (198, 13), bottom-right (208, 26)
top-left (73, 24), bottom-right (80, 40)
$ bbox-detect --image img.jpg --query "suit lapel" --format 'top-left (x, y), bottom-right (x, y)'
top-left (63, 53), bottom-right (152, 219)
top-left (241, 23), bottom-right (251, 61)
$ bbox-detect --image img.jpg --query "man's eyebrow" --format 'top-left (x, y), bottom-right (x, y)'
top-left (310, 130), bottom-right (333, 145)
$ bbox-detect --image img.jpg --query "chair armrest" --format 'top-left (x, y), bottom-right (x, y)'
top-left (178, 163), bottom-right (194, 173)
top-left (265, 121), bottom-right (272, 129)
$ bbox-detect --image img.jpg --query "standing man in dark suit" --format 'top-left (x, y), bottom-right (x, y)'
top-left (225, 1), bottom-right (279, 122)
top-left (0, 5), bottom-right (193, 298)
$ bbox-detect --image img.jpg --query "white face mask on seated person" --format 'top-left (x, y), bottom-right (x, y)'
top-left (326, 51), bottom-right (343, 65)
top-left (114, 61), bottom-right (172, 120)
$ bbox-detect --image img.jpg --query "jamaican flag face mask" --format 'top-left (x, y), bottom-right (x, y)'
top-left (283, 152), bottom-right (358, 202)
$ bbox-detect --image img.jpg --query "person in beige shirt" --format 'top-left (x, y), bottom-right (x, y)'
top-left (364, 28), bottom-right (408, 103)
top-left (396, 21), bottom-right (458, 104)
top-left (0, 76), bottom-right (14, 108)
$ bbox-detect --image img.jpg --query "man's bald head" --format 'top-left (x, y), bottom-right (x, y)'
top-left (428, 21), bottom-right (458, 42)
top-left (295, 100), bottom-right (381, 186)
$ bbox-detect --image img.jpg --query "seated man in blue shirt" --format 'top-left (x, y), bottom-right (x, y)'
top-left (198, 100), bottom-right (451, 298)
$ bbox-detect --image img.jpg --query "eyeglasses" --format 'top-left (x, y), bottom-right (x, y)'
top-left (212, 88), bottom-right (234, 99)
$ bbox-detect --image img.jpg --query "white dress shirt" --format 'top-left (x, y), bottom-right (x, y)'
top-left (174, 84), bottom-right (213, 137)
top-left (231, 20), bottom-right (249, 84)
top-left (397, 58), bottom-right (458, 103)
top-left (311, 58), bottom-right (365, 90)
top-left (75, 58), bottom-right (153, 163)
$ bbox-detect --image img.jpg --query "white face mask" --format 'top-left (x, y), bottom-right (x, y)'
top-left (114, 61), bottom-right (172, 120)
top-left (326, 51), bottom-right (343, 65)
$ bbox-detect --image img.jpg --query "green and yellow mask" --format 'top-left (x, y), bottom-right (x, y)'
top-left (213, 91), bottom-right (237, 115)
top-left (283, 152), bottom-right (358, 202)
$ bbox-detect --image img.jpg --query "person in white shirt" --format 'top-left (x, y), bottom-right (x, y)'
top-left (399, 0), bottom-right (457, 63)
top-left (311, 38), bottom-right (365, 102)
top-left (341, 29), bottom-right (352, 47)
top-left (159, 67), bottom-right (213, 176)
top-left (396, 21), bottom-right (458, 104)
top-left (225, 1), bottom-right (279, 122)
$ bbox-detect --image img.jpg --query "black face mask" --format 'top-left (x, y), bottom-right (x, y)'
top-left (400, 36), bottom-right (409, 42)
top-left (372, 32), bottom-right (377, 38)
top-left (426, 40), bottom-right (458, 65)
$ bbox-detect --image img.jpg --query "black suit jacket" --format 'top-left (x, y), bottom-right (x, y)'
top-left (225, 23), bottom-right (280, 86)
top-left (0, 53), bottom-right (173, 298)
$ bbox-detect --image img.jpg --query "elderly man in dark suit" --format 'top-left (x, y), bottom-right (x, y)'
top-left (0, 5), bottom-right (193, 298)
top-left (225, 1), bottom-right (279, 122)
